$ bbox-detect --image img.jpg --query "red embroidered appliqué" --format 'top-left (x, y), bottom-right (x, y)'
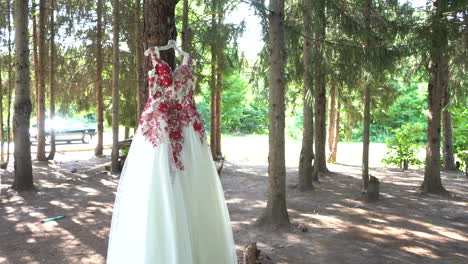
top-left (138, 53), bottom-right (206, 171)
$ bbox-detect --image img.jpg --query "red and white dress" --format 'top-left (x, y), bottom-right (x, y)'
top-left (107, 48), bottom-right (238, 264)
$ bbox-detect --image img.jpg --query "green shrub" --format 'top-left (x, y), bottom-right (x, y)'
top-left (382, 123), bottom-right (424, 169)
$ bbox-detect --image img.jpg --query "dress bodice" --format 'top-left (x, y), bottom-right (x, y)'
top-left (138, 49), bottom-right (206, 171)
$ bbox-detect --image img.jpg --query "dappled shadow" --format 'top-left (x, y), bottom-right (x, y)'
top-left (224, 161), bottom-right (468, 264)
top-left (0, 157), bottom-right (116, 264)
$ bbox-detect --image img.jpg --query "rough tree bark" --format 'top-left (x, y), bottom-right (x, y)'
top-left (181, 0), bottom-right (189, 51)
top-left (47, 0), bottom-right (56, 160)
top-left (298, 0), bottom-right (314, 192)
top-left (255, 0), bottom-right (290, 230)
top-left (327, 84), bottom-right (336, 162)
top-left (36, 0), bottom-right (47, 161)
top-left (135, 0), bottom-right (144, 121)
top-left (362, 0), bottom-right (372, 191)
top-left (215, 10), bottom-right (223, 159)
top-left (12, 0), bottom-right (34, 190)
top-left (442, 83), bottom-right (456, 171)
top-left (33, 0), bottom-right (39, 115)
top-left (329, 100), bottom-right (340, 162)
top-left (95, 0), bottom-right (104, 156)
top-left (1, 0), bottom-right (13, 170)
top-left (421, 0), bottom-right (448, 194)
top-left (312, 0), bottom-right (328, 181)
top-left (210, 5), bottom-right (218, 159)
top-left (362, 84), bottom-right (371, 190)
top-left (111, 0), bottom-right (121, 173)
top-left (215, 72), bottom-right (222, 159)
top-left (0, 59), bottom-right (3, 163)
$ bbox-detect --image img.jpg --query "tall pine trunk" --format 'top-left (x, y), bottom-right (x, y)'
top-left (442, 84), bottom-right (456, 170)
top-left (1, 0), bottom-right (13, 170)
top-left (111, 0), bottom-right (121, 173)
top-left (421, 0), bottom-right (448, 194)
top-left (215, 72), bottom-right (222, 159)
top-left (143, 0), bottom-right (178, 69)
top-left (47, 0), bottom-right (56, 160)
top-left (135, 0), bottom-right (144, 121)
top-left (36, 0), bottom-right (47, 161)
top-left (95, 0), bottom-right (104, 156)
top-left (361, 0), bottom-right (372, 191)
top-left (312, 0), bottom-right (328, 181)
top-left (298, 0), bottom-right (314, 192)
top-left (33, 0), bottom-right (39, 116)
top-left (12, 0), bottom-right (34, 190)
top-left (210, 6), bottom-right (217, 159)
top-left (0, 60), bottom-right (3, 163)
top-left (215, 10), bottom-right (223, 159)
top-left (181, 0), bottom-right (189, 51)
top-left (255, 0), bottom-right (290, 230)
top-left (330, 100), bottom-right (340, 163)
top-left (362, 85), bottom-right (371, 190)
top-left (327, 83), bottom-right (336, 162)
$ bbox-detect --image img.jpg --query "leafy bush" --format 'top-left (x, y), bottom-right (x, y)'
top-left (382, 123), bottom-right (424, 169)
top-left (452, 108), bottom-right (468, 169)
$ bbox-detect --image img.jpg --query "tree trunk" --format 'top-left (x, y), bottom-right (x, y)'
top-left (135, 0), bottom-right (144, 121)
top-left (12, 0), bottom-right (34, 190)
top-left (2, 0), bottom-right (13, 170)
top-left (124, 127), bottom-right (130, 139)
top-left (215, 72), bottom-right (222, 159)
top-left (441, 82), bottom-right (456, 170)
top-left (215, 9), bottom-right (223, 159)
top-left (312, 0), bottom-right (328, 181)
top-left (0, 59), bottom-right (4, 163)
top-left (95, 0), bottom-right (104, 156)
top-left (111, 0), bottom-right (121, 174)
top-left (327, 84), bottom-right (336, 162)
top-left (421, 0), bottom-right (448, 194)
top-left (36, 0), bottom-right (47, 161)
top-left (143, 0), bottom-right (178, 69)
top-left (181, 0), bottom-right (189, 51)
top-left (330, 100), bottom-right (340, 163)
top-left (362, 0), bottom-right (372, 191)
top-left (442, 110), bottom-right (456, 170)
top-left (47, 0), bottom-right (56, 160)
top-left (298, 0), bottom-right (314, 192)
top-left (255, 0), bottom-right (290, 230)
top-left (362, 85), bottom-right (371, 190)
top-left (210, 7), bottom-right (217, 159)
top-left (33, 0), bottom-right (39, 114)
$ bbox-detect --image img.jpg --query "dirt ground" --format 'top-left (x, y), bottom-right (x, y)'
top-left (1, 139), bottom-right (467, 264)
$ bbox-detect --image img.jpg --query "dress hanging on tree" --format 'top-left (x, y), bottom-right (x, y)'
top-left (106, 42), bottom-right (238, 264)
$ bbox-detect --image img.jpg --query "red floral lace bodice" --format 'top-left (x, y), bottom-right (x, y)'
top-left (138, 50), bottom-right (206, 171)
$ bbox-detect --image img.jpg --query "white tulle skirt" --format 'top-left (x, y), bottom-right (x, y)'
top-left (106, 127), bottom-right (238, 264)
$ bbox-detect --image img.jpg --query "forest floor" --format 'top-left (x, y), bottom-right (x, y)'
top-left (1, 135), bottom-right (467, 264)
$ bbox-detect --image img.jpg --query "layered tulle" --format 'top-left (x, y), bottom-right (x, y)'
top-left (107, 127), bottom-right (238, 264)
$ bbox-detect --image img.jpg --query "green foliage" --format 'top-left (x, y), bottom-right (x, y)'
top-left (452, 108), bottom-right (468, 168)
top-left (198, 74), bottom-right (268, 134)
top-left (382, 123), bottom-right (424, 169)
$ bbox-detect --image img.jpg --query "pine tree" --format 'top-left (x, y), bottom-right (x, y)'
top-left (47, 0), bottom-right (56, 160)
top-left (12, 0), bottom-right (34, 190)
top-left (95, 0), bottom-right (104, 156)
top-left (36, 0), bottom-right (47, 161)
top-left (255, 0), bottom-right (291, 230)
top-left (111, 0), bottom-right (121, 173)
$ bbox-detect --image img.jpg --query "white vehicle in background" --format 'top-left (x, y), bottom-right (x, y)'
top-left (30, 118), bottom-right (96, 144)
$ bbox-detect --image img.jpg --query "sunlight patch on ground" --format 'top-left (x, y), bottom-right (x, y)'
top-left (400, 246), bottom-right (438, 259)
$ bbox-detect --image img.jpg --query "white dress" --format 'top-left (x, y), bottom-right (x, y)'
top-left (106, 48), bottom-right (238, 264)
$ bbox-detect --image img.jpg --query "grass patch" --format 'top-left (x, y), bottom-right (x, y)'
top-left (339, 212), bottom-right (361, 217)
